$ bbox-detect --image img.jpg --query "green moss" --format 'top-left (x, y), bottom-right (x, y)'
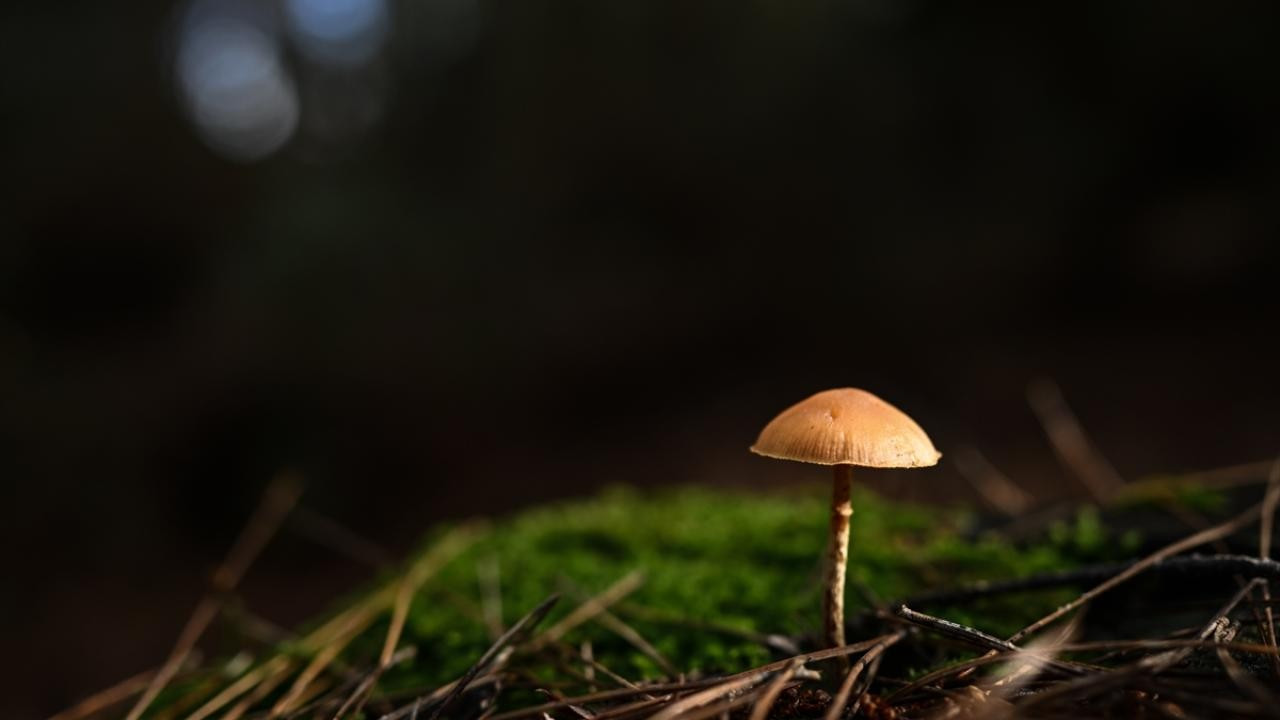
top-left (141, 483), bottom-right (1186, 719)
top-left (355, 485), bottom-right (1136, 693)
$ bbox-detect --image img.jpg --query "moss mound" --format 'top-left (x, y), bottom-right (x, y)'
top-left (355, 485), bottom-right (1136, 694)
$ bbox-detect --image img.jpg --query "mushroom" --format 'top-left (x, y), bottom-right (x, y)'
top-left (751, 388), bottom-right (940, 648)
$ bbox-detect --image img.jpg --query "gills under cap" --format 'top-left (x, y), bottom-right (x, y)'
top-left (750, 388), bottom-right (941, 468)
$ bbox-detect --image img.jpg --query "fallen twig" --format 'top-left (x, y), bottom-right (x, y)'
top-left (48, 668), bottom-right (157, 720)
top-left (901, 554), bottom-right (1280, 606)
top-left (424, 594), bottom-right (561, 720)
top-left (822, 630), bottom-right (905, 720)
top-left (1258, 457), bottom-right (1280, 677)
top-left (1011, 499), bottom-right (1265, 644)
top-left (1015, 577), bottom-right (1267, 713)
top-left (953, 445), bottom-right (1032, 516)
top-left (891, 606), bottom-right (1090, 677)
top-left (124, 473), bottom-right (302, 720)
top-left (747, 660), bottom-right (802, 720)
top-left (486, 636), bottom-right (892, 720)
top-left (646, 670), bottom-right (769, 720)
top-left (1028, 378), bottom-right (1124, 502)
top-left (533, 571), bottom-right (645, 649)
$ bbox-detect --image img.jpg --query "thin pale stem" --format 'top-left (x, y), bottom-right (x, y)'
top-left (824, 465), bottom-right (854, 648)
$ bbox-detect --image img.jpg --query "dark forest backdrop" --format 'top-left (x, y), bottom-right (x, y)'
top-left (4, 2), bottom-right (1280, 716)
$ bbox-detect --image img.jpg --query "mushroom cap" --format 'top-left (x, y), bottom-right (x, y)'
top-left (750, 388), bottom-right (941, 468)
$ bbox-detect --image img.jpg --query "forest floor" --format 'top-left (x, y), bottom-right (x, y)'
top-left (56, 460), bottom-right (1280, 720)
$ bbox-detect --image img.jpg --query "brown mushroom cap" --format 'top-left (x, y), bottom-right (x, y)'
top-left (750, 388), bottom-right (941, 468)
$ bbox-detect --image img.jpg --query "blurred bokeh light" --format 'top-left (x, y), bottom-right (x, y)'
top-left (284, 0), bottom-right (389, 67)
top-left (174, 0), bottom-right (299, 161)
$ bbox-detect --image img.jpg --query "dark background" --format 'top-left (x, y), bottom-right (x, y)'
top-left (4, 2), bottom-right (1280, 716)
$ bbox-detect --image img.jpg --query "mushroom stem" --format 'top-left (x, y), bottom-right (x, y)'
top-left (824, 464), bottom-right (854, 648)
